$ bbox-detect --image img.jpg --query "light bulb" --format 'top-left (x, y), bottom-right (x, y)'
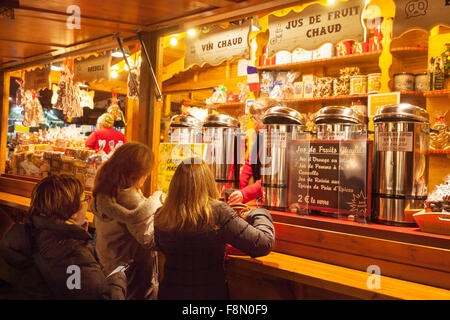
top-left (187, 29), bottom-right (196, 37)
top-left (111, 70), bottom-right (118, 78)
top-left (170, 37), bottom-right (178, 46)
top-left (327, 0), bottom-right (335, 4)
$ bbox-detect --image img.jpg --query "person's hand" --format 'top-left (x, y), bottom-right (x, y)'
top-left (227, 191), bottom-right (243, 204)
top-left (150, 191), bottom-right (166, 206)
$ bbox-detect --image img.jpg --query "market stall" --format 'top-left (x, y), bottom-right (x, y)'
top-left (0, 0), bottom-right (449, 299)
top-left (157, 0), bottom-right (450, 298)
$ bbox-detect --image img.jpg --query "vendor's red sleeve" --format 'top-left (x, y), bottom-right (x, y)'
top-left (241, 179), bottom-right (263, 204)
top-left (85, 131), bottom-right (97, 150)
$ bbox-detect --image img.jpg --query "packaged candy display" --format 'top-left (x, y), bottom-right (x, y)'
top-left (302, 74), bottom-right (316, 98)
top-left (336, 40), bottom-right (354, 56)
top-left (210, 85), bottom-right (228, 104)
top-left (260, 72), bottom-right (275, 97)
top-left (314, 77), bottom-right (333, 97)
top-left (429, 56), bottom-right (445, 91)
top-left (393, 72), bottom-right (415, 91)
top-left (293, 82), bottom-right (304, 98)
top-left (312, 43), bottom-right (334, 60)
top-left (352, 41), bottom-right (369, 55)
top-left (350, 75), bottom-right (367, 95)
top-left (237, 82), bottom-right (250, 102)
top-left (414, 73), bottom-right (428, 92)
top-left (292, 48), bottom-right (313, 62)
top-left (333, 67), bottom-right (359, 96)
top-left (283, 72), bottom-right (300, 99)
top-left (8, 125), bottom-right (102, 186)
top-left (226, 91), bottom-right (240, 102)
top-left (430, 113), bottom-right (450, 151)
top-left (351, 100), bottom-right (367, 117)
top-left (275, 51), bottom-right (292, 65)
top-left (368, 73), bottom-right (381, 93)
top-left (426, 175), bottom-right (450, 212)
top-left (269, 80), bottom-right (284, 99)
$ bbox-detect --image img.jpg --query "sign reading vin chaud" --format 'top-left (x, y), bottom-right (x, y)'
top-left (184, 21), bottom-right (251, 69)
top-left (268, 0), bottom-right (366, 55)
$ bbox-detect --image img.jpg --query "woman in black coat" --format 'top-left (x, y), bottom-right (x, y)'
top-left (155, 158), bottom-right (275, 300)
top-left (0, 174), bottom-right (126, 300)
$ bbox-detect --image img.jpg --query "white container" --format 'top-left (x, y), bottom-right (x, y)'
top-left (350, 75), bottom-right (367, 95)
top-left (292, 48), bottom-right (312, 62)
top-left (312, 43), bottom-right (334, 60)
top-left (275, 51), bottom-right (292, 65)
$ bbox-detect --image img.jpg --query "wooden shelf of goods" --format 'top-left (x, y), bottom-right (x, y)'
top-left (429, 149), bottom-right (450, 154)
top-left (205, 102), bottom-right (245, 109)
top-left (257, 47), bottom-right (428, 72)
top-left (424, 89), bottom-right (450, 97)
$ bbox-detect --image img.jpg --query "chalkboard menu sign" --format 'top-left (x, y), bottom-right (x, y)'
top-left (288, 139), bottom-right (372, 221)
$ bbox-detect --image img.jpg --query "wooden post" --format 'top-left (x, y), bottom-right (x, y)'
top-left (137, 31), bottom-right (163, 196)
top-left (0, 72), bottom-right (10, 174)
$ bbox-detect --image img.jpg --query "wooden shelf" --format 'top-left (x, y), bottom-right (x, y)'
top-left (206, 102), bottom-right (245, 109)
top-left (258, 47), bottom-right (428, 72)
top-left (390, 46), bottom-right (428, 59)
top-left (275, 94), bottom-right (369, 104)
top-left (429, 149), bottom-right (450, 154)
top-left (424, 89), bottom-right (450, 97)
top-left (258, 51), bottom-right (382, 72)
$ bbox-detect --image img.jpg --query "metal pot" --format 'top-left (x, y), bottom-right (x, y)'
top-left (373, 103), bottom-right (430, 226)
top-left (202, 114), bottom-right (243, 198)
top-left (168, 115), bottom-right (202, 144)
top-left (314, 106), bottom-right (365, 140)
top-left (261, 106), bottom-right (305, 210)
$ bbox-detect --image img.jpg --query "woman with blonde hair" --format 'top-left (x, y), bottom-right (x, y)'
top-left (91, 142), bottom-right (163, 300)
top-left (85, 113), bottom-right (127, 154)
top-left (155, 158), bottom-right (274, 300)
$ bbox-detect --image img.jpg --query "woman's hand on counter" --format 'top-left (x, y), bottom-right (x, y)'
top-left (228, 191), bottom-right (243, 205)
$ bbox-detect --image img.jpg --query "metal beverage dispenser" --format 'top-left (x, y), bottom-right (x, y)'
top-left (168, 115), bottom-right (202, 144)
top-left (314, 106), bottom-right (365, 140)
top-left (202, 114), bottom-right (243, 198)
top-left (261, 106), bottom-right (305, 211)
top-left (373, 104), bottom-right (430, 226)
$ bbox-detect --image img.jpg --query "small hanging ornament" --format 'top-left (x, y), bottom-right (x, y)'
top-left (127, 45), bottom-right (141, 98)
top-left (107, 91), bottom-right (126, 125)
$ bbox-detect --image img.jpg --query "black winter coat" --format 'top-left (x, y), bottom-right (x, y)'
top-left (0, 215), bottom-right (126, 300)
top-left (155, 201), bottom-right (275, 300)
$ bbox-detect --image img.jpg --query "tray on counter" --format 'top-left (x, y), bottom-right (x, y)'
top-left (413, 210), bottom-right (450, 236)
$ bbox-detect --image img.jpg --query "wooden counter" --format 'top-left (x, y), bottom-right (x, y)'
top-left (0, 191), bottom-right (94, 224)
top-left (226, 252), bottom-right (450, 300)
top-left (225, 209), bottom-right (450, 300)
top-left (1, 184), bottom-right (449, 299)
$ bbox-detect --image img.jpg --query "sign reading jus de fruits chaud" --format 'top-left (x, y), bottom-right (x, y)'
top-left (184, 20), bottom-right (251, 69)
top-left (267, 0), bottom-right (366, 55)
